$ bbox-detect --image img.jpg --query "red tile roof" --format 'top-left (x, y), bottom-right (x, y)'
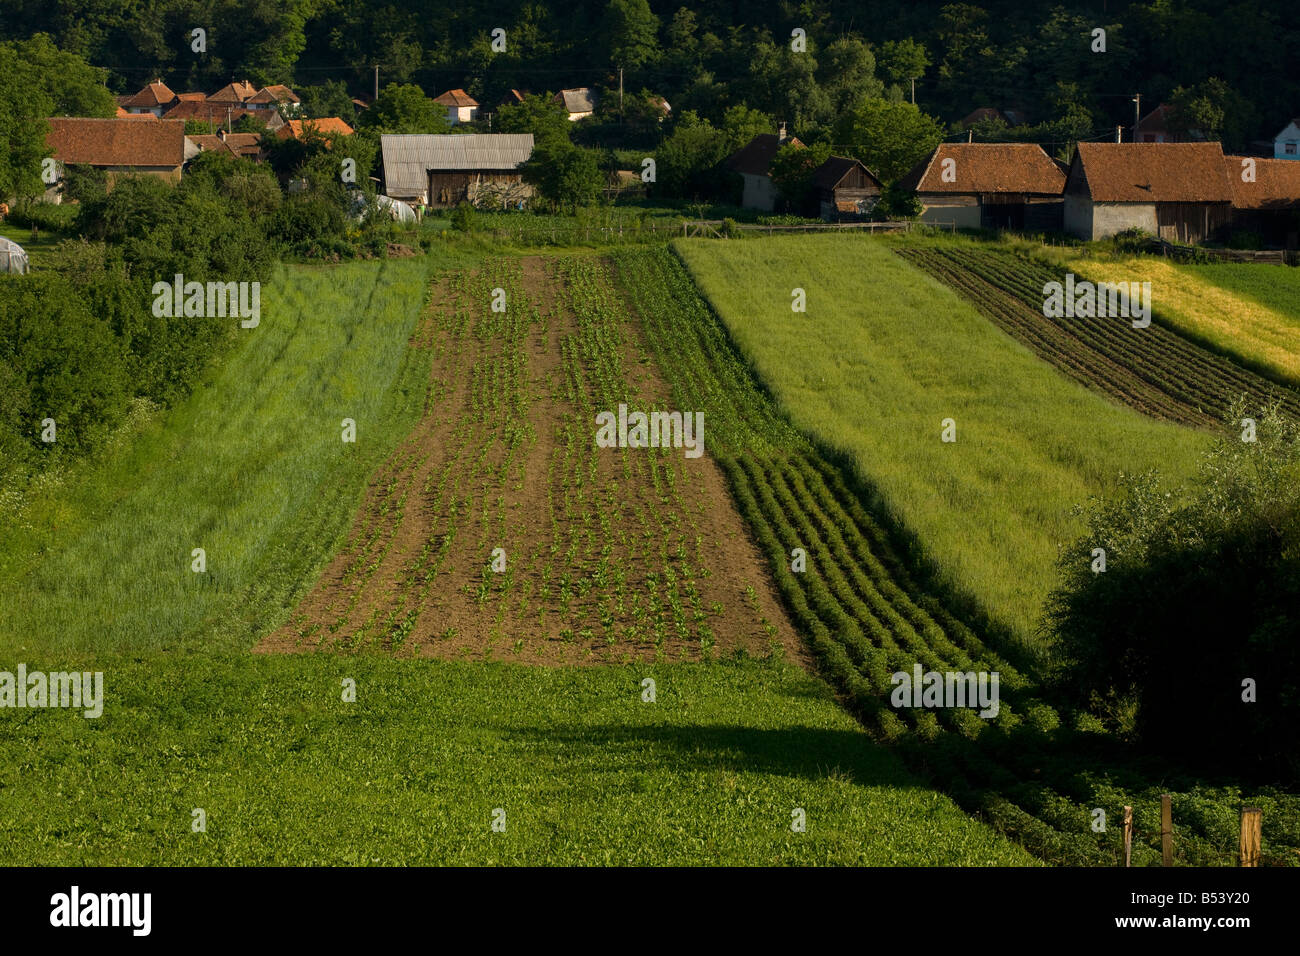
top-left (208, 80), bottom-right (258, 104)
top-left (898, 143), bottom-right (1066, 194)
top-left (187, 134), bottom-right (237, 157)
top-left (248, 84), bottom-right (300, 105)
top-left (276, 117), bottom-right (355, 142)
top-left (1074, 142), bottom-right (1232, 203)
top-left (434, 88), bottom-right (479, 108)
top-left (122, 79), bottom-right (177, 109)
top-left (47, 118), bottom-right (187, 168)
top-left (163, 100), bottom-right (260, 125)
top-left (1226, 155), bottom-right (1300, 210)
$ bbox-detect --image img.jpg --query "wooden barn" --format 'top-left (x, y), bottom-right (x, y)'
top-left (897, 143), bottom-right (1065, 230)
top-left (380, 133), bottom-right (535, 208)
top-left (811, 155), bottom-right (882, 219)
top-left (1226, 155), bottom-right (1300, 247)
top-left (1064, 142), bottom-right (1233, 242)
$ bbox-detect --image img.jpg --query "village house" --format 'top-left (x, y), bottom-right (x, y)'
top-left (1274, 120), bottom-right (1300, 160)
top-left (46, 118), bottom-right (196, 193)
top-left (1064, 141), bottom-right (1234, 242)
top-left (898, 143), bottom-right (1066, 230)
top-left (725, 128), bottom-right (804, 212)
top-left (434, 89), bottom-right (480, 126)
top-left (1134, 103), bottom-right (1175, 143)
top-left (121, 79), bottom-right (178, 117)
top-left (555, 88), bottom-right (597, 121)
top-left (247, 84), bottom-right (301, 115)
top-left (207, 79), bottom-right (259, 107)
top-left (380, 133), bottom-right (535, 208)
top-left (811, 155), bottom-right (882, 219)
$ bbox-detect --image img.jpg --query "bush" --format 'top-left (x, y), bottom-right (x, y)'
top-left (1046, 406), bottom-right (1300, 782)
top-left (450, 202), bottom-right (476, 232)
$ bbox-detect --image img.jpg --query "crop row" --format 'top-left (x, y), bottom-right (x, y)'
top-left (611, 244), bottom-right (1300, 865)
top-left (901, 244), bottom-right (1300, 425)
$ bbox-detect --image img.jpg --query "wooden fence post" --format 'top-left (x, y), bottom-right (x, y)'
top-left (1123, 805), bottom-right (1133, 867)
top-left (1161, 794), bottom-right (1173, 866)
top-left (1240, 808), bottom-right (1262, 867)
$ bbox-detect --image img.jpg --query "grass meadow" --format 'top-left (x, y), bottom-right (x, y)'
top-left (0, 258), bottom-right (434, 657)
top-left (1071, 256), bottom-right (1300, 389)
top-left (675, 234), bottom-right (1209, 649)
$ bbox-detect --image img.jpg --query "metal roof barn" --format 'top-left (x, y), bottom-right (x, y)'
top-left (381, 134), bottom-right (534, 202)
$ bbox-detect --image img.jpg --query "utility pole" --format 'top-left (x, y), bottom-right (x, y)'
top-left (374, 65), bottom-right (379, 102)
top-left (618, 67), bottom-right (624, 120)
top-left (1131, 93), bottom-right (1141, 142)
top-left (910, 76), bottom-right (916, 105)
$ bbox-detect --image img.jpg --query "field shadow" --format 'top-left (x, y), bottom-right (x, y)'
top-left (500, 721), bottom-right (932, 791)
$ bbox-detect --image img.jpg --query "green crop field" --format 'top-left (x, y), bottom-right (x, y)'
top-left (0, 258), bottom-right (435, 656)
top-left (612, 240), bottom-right (1300, 866)
top-left (673, 234), bottom-right (1208, 649)
top-left (0, 653), bottom-right (1034, 865)
top-left (0, 250), bottom-right (1037, 866)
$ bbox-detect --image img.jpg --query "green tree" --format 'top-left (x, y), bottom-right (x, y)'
top-left (299, 80), bottom-right (358, 124)
top-left (768, 141), bottom-right (832, 212)
top-left (522, 143), bottom-right (603, 211)
top-left (832, 99), bottom-right (944, 183)
top-left (652, 110), bottom-right (729, 199)
top-left (1168, 78), bottom-right (1253, 149)
top-left (818, 37), bottom-right (883, 115)
top-left (497, 93), bottom-right (572, 150)
top-left (358, 83), bottom-right (446, 134)
top-left (878, 38), bottom-right (930, 90)
top-left (601, 0), bottom-right (660, 70)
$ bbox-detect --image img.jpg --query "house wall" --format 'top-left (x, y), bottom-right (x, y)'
top-left (740, 172), bottom-right (777, 212)
top-left (1070, 201), bottom-right (1157, 240)
top-left (1023, 197), bottom-right (1064, 232)
top-left (446, 106), bottom-right (479, 126)
top-left (1275, 122), bottom-right (1300, 160)
top-left (818, 187), bottom-right (880, 220)
top-left (917, 194), bottom-right (981, 228)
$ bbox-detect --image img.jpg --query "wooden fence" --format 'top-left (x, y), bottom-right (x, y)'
top-left (1150, 237), bottom-right (1298, 265)
top-left (1122, 799), bottom-right (1267, 866)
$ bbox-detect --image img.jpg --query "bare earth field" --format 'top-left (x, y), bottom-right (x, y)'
top-left (258, 256), bottom-right (803, 665)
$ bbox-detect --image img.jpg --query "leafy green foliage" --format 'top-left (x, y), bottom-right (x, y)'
top-left (1047, 407), bottom-right (1300, 781)
top-left (832, 99), bottom-right (944, 183)
top-left (768, 141), bottom-right (832, 212)
top-left (358, 82), bottom-right (446, 134)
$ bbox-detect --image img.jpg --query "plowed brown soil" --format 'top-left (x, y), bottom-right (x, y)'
top-left (256, 255), bottom-right (806, 666)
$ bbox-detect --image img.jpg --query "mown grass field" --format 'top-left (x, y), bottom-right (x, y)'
top-left (0, 654), bottom-right (1035, 865)
top-left (674, 234), bottom-right (1208, 649)
top-left (1071, 256), bottom-right (1300, 389)
top-left (0, 258), bottom-right (435, 656)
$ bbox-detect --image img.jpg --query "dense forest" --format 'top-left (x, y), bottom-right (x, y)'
top-left (0, 0), bottom-right (1295, 149)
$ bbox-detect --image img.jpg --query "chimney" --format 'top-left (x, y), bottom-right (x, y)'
top-left (778, 121), bottom-right (787, 143)
top-left (1116, 125), bottom-right (1123, 143)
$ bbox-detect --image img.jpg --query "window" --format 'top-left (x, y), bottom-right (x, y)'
top-left (1287, 142), bottom-right (1297, 155)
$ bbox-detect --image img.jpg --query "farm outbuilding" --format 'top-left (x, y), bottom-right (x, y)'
top-left (0, 236), bottom-right (29, 274)
top-left (811, 156), bottom-right (882, 219)
top-left (1064, 142), bottom-right (1233, 242)
top-left (898, 143), bottom-right (1066, 231)
top-left (380, 133), bottom-right (535, 208)
top-left (1225, 155), bottom-right (1300, 247)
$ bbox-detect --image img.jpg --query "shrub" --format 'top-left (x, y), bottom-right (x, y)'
top-left (1046, 406), bottom-right (1300, 782)
top-left (450, 202), bottom-right (476, 232)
